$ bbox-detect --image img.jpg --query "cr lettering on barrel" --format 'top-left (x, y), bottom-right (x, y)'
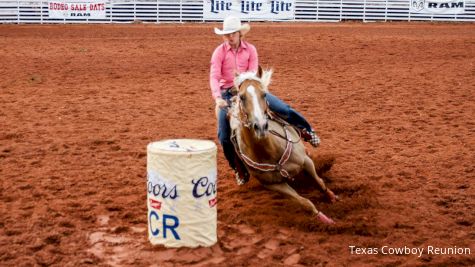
top-left (149, 211), bottom-right (180, 240)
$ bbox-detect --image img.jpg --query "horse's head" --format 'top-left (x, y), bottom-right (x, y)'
top-left (233, 66), bottom-right (273, 139)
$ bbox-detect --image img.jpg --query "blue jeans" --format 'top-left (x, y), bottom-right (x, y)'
top-left (217, 89), bottom-right (313, 170)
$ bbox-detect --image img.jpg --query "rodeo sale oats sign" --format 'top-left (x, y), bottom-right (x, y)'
top-left (204, 0), bottom-right (295, 20)
top-left (48, 0), bottom-right (106, 19)
top-left (147, 139), bottom-right (217, 247)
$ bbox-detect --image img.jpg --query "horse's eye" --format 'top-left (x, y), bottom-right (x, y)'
top-left (263, 92), bottom-right (267, 98)
top-left (240, 95), bottom-right (246, 102)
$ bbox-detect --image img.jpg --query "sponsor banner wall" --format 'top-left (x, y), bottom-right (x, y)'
top-left (48, 0), bottom-right (106, 19)
top-left (204, 0), bottom-right (295, 20)
top-left (410, 0), bottom-right (466, 14)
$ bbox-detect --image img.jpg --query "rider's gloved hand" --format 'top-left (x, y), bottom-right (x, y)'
top-left (215, 98), bottom-right (228, 108)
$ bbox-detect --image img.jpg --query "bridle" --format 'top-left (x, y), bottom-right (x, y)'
top-left (235, 93), bottom-right (270, 130)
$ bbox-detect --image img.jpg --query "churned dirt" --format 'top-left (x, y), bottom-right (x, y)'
top-left (1, 22), bottom-right (474, 267)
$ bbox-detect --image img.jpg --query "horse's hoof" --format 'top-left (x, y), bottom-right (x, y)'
top-left (326, 189), bottom-right (338, 203)
top-left (317, 212), bottom-right (335, 225)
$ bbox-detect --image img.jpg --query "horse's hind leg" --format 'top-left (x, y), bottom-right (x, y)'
top-left (264, 183), bottom-right (335, 224)
top-left (303, 156), bottom-right (337, 203)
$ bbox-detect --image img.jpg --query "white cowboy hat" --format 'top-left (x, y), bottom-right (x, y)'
top-left (214, 16), bottom-right (250, 35)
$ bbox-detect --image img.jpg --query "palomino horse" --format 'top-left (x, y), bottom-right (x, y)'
top-left (229, 67), bottom-right (337, 224)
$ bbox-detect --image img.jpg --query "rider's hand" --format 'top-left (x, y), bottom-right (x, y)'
top-left (215, 98), bottom-right (228, 108)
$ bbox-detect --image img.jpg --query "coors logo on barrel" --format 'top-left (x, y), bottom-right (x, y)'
top-left (147, 170), bottom-right (178, 200)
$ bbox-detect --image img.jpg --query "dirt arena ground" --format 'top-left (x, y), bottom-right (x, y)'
top-left (1, 22), bottom-right (474, 266)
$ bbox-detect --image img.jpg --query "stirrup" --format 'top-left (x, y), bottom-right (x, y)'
top-left (302, 129), bottom-right (320, 148)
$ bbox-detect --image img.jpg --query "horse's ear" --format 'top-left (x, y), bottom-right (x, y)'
top-left (261, 68), bottom-right (273, 90)
top-left (233, 76), bottom-right (240, 89)
top-left (256, 65), bottom-right (263, 78)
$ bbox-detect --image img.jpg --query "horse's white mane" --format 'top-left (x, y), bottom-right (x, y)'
top-left (234, 71), bottom-right (261, 87)
top-left (234, 69), bottom-right (273, 89)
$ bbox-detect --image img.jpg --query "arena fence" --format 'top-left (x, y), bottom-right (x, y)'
top-left (1, 0), bottom-right (474, 24)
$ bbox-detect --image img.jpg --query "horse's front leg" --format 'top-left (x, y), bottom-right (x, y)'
top-left (264, 183), bottom-right (335, 225)
top-left (303, 156), bottom-right (338, 203)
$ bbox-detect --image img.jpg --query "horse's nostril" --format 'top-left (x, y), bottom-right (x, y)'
top-left (264, 122), bottom-right (269, 130)
top-left (253, 124), bottom-right (259, 130)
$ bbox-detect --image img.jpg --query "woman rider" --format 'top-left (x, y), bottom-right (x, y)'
top-left (210, 16), bottom-right (320, 185)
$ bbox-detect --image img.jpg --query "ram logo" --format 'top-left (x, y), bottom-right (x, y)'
top-left (412, 0), bottom-right (425, 12)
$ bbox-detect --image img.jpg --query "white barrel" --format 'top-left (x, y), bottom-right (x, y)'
top-left (146, 139), bottom-right (217, 247)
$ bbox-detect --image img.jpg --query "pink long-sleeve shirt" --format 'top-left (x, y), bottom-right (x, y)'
top-left (209, 40), bottom-right (258, 100)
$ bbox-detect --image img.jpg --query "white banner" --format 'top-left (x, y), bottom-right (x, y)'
top-left (410, 0), bottom-right (465, 14)
top-left (203, 0), bottom-right (295, 20)
top-left (48, 1), bottom-right (106, 19)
